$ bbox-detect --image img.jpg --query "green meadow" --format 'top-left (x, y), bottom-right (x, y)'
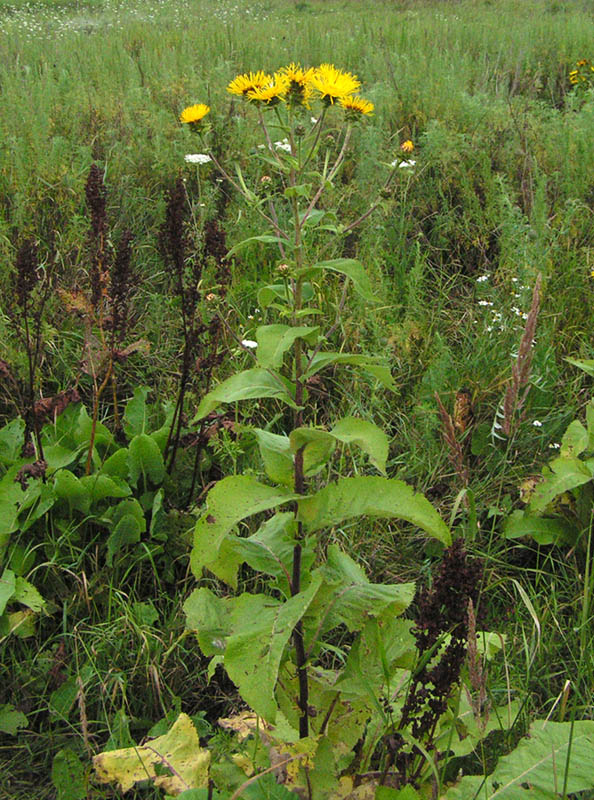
top-left (1, 0), bottom-right (594, 797)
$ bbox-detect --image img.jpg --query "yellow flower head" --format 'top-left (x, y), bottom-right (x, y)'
top-left (227, 71), bottom-right (272, 97)
top-left (180, 103), bottom-right (210, 125)
top-left (310, 63), bottom-right (361, 105)
top-left (279, 63), bottom-right (315, 107)
top-left (247, 74), bottom-right (289, 106)
top-left (401, 140), bottom-right (414, 153)
top-left (339, 95), bottom-right (374, 118)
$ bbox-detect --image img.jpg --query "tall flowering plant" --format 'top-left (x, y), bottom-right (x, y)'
top-left (94, 65), bottom-right (464, 798)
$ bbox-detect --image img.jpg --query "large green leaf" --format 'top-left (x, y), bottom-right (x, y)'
top-left (128, 433), bottom-right (165, 487)
top-left (193, 369), bottom-right (297, 422)
top-left (528, 457), bottom-right (592, 513)
top-left (53, 469), bottom-right (91, 514)
top-left (317, 417), bottom-right (388, 475)
top-left (184, 587), bottom-right (231, 657)
top-left (252, 429), bottom-right (294, 486)
top-left (0, 703), bottom-right (28, 736)
top-left (123, 386), bottom-right (151, 438)
top-left (224, 575), bottom-right (322, 721)
top-left (52, 748), bottom-right (86, 800)
top-left (304, 352), bottom-right (396, 391)
top-left (298, 477), bottom-right (451, 544)
top-left (257, 282), bottom-right (315, 309)
top-left (444, 720), bottom-right (594, 799)
top-left (0, 568), bottom-right (16, 615)
top-left (289, 428), bottom-right (336, 477)
top-left (190, 477), bottom-right (297, 585)
top-left (503, 511), bottom-right (577, 546)
top-left (298, 258), bottom-right (378, 303)
top-left (311, 547), bottom-right (415, 634)
top-left (256, 325), bottom-right (319, 369)
top-left (12, 576), bottom-right (46, 612)
top-left (0, 418), bottom-right (25, 468)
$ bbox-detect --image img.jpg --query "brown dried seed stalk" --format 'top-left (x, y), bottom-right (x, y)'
top-left (435, 391), bottom-right (469, 486)
top-left (502, 273), bottom-right (542, 436)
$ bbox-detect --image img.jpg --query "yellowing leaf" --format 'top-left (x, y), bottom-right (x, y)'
top-left (93, 713), bottom-right (209, 795)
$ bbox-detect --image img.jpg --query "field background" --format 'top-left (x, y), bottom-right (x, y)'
top-left (1, 0), bottom-right (594, 796)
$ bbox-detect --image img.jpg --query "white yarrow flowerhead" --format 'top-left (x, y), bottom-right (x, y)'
top-left (391, 158), bottom-right (416, 169)
top-left (240, 339), bottom-right (258, 349)
top-left (532, 420), bottom-right (543, 427)
top-left (274, 139), bottom-right (291, 152)
top-left (185, 153), bottom-right (212, 164)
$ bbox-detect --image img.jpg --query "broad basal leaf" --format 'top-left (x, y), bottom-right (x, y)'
top-left (93, 713), bottom-right (209, 795)
top-left (298, 477), bottom-right (451, 544)
top-left (123, 385), bottom-right (151, 438)
top-left (193, 369), bottom-right (298, 422)
top-left (443, 720), bottom-right (594, 799)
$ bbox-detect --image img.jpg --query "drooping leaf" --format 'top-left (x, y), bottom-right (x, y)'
top-left (128, 433), bottom-right (165, 486)
top-left (292, 417), bottom-right (388, 475)
top-left (313, 547), bottom-right (415, 633)
top-left (503, 511), bottom-right (577, 546)
top-left (12, 576), bottom-right (46, 612)
top-left (256, 324), bottom-right (319, 369)
top-left (560, 420), bottom-right (588, 458)
top-left (289, 428), bottom-right (336, 477)
top-left (0, 418), bottom-right (26, 467)
top-left (443, 719), bottom-right (594, 799)
top-left (52, 748), bottom-right (86, 800)
top-left (93, 713), bottom-right (209, 795)
top-left (0, 568), bottom-right (16, 614)
top-left (191, 477), bottom-right (297, 586)
top-left (193, 369), bottom-right (297, 422)
top-left (53, 469), bottom-right (91, 514)
top-left (0, 703), bottom-right (28, 735)
top-left (49, 677), bottom-right (79, 718)
top-left (123, 385), bottom-right (151, 438)
top-left (304, 352), bottom-right (396, 390)
top-left (184, 587), bottom-right (231, 657)
top-left (226, 233), bottom-right (291, 258)
top-left (252, 429), bottom-right (294, 486)
top-left (298, 258), bottom-right (378, 303)
top-left (224, 575), bottom-right (323, 722)
top-left (565, 356), bottom-right (594, 377)
top-left (79, 474), bottom-right (131, 504)
top-left (298, 477), bottom-right (451, 544)
top-left (257, 282), bottom-right (315, 309)
top-left (105, 498), bottom-right (146, 566)
top-left (528, 457), bottom-right (592, 513)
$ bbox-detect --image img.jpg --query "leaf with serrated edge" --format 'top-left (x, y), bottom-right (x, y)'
top-left (443, 720), bottom-right (594, 799)
top-left (256, 324), bottom-right (319, 369)
top-left (192, 369), bottom-right (297, 422)
top-left (298, 477), bottom-right (450, 544)
top-left (190, 477), bottom-right (297, 584)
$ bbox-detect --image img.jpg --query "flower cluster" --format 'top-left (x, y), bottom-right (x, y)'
top-left (569, 58), bottom-right (594, 89)
top-left (225, 62), bottom-right (374, 115)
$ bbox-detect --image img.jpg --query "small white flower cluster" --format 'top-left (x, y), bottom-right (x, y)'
top-left (257, 139), bottom-right (292, 153)
top-left (391, 159), bottom-right (416, 169)
top-left (185, 153), bottom-right (212, 164)
top-left (241, 339), bottom-right (258, 349)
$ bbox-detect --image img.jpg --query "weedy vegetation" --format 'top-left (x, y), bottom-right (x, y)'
top-left (1, 0), bottom-right (594, 798)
